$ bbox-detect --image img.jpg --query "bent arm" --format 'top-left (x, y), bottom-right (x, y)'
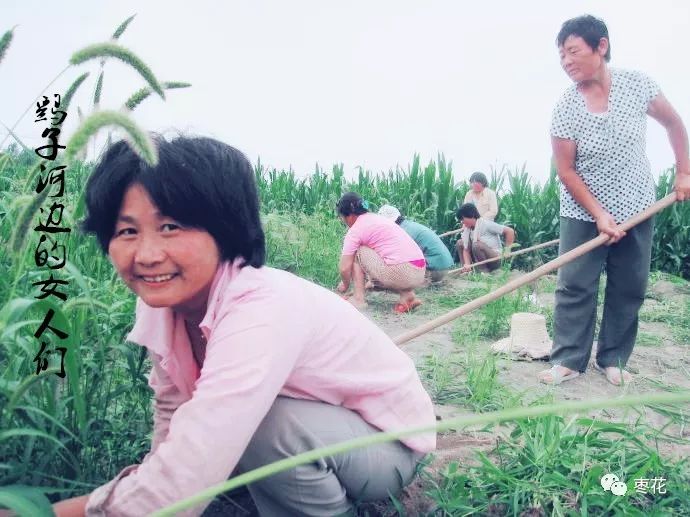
top-left (339, 254), bottom-right (355, 288)
top-left (552, 136), bottom-right (607, 220)
top-left (84, 301), bottom-right (304, 515)
top-left (502, 227), bottom-right (515, 251)
top-left (552, 136), bottom-right (624, 241)
top-left (647, 93), bottom-right (690, 200)
top-left (52, 347), bottom-right (185, 515)
top-left (462, 247), bottom-right (473, 266)
top-left (53, 495), bottom-right (89, 517)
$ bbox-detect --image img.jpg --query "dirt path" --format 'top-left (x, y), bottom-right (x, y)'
top-left (366, 274), bottom-right (690, 411)
top-left (359, 272), bottom-right (690, 513)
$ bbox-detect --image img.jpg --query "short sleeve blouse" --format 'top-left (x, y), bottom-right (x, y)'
top-left (550, 68), bottom-right (660, 223)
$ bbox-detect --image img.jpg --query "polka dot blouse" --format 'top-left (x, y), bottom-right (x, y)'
top-left (550, 68), bottom-right (660, 223)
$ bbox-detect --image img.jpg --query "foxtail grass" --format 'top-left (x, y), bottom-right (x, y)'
top-left (60, 72), bottom-right (90, 116)
top-left (123, 81), bottom-right (191, 112)
top-left (8, 186), bottom-right (52, 255)
top-left (64, 110), bottom-right (158, 166)
top-left (69, 42), bottom-right (165, 100)
top-left (93, 71), bottom-right (104, 109)
top-left (0, 28), bottom-right (14, 66)
top-left (111, 14), bottom-right (136, 41)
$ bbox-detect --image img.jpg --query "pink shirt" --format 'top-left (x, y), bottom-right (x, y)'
top-left (86, 260), bottom-right (436, 516)
top-left (341, 212), bottom-right (425, 265)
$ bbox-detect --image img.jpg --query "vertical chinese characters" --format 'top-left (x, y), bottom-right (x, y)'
top-left (32, 94), bottom-right (69, 378)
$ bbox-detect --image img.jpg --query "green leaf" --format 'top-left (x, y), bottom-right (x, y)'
top-left (0, 485), bottom-right (54, 517)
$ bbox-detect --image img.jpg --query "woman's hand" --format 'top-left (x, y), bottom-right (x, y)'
top-left (53, 494), bottom-right (90, 517)
top-left (461, 265), bottom-right (472, 274)
top-left (336, 281), bottom-right (348, 293)
top-left (674, 171), bottom-right (690, 201)
top-left (595, 212), bottom-right (626, 244)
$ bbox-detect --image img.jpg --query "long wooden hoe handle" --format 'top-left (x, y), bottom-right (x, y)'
top-left (394, 193), bottom-right (678, 346)
top-left (446, 239), bottom-right (561, 277)
top-left (438, 228), bottom-right (463, 238)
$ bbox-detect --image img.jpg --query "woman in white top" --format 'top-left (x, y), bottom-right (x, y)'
top-left (463, 171), bottom-right (498, 221)
top-left (539, 15), bottom-right (689, 386)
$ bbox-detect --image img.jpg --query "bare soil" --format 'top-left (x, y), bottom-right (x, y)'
top-left (362, 272), bottom-right (690, 513)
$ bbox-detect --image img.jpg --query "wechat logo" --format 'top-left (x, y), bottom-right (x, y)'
top-left (601, 473), bottom-right (627, 496)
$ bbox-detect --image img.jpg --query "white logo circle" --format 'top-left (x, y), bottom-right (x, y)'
top-left (610, 481), bottom-right (628, 496)
top-left (600, 473), bottom-right (619, 491)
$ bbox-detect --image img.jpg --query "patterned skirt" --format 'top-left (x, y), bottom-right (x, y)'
top-left (357, 246), bottom-right (425, 291)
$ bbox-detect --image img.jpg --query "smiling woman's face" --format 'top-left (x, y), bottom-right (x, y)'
top-left (108, 183), bottom-right (221, 321)
top-left (558, 34), bottom-right (607, 83)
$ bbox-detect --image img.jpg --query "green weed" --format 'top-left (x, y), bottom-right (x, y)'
top-left (425, 415), bottom-right (690, 516)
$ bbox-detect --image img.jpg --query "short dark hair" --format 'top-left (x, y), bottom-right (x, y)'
top-left (456, 203), bottom-right (481, 220)
top-left (469, 171), bottom-right (488, 187)
top-left (81, 135), bottom-right (265, 268)
top-left (336, 192), bottom-right (369, 216)
top-left (557, 14), bottom-right (611, 62)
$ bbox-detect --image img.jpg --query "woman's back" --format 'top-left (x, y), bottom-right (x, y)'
top-left (341, 212), bottom-right (424, 265)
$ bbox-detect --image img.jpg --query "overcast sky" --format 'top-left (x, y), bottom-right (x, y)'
top-left (1, 1), bottom-right (689, 184)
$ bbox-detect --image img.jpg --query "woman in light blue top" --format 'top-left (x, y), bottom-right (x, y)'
top-left (378, 205), bottom-right (454, 282)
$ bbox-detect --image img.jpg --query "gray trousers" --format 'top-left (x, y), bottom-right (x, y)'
top-left (237, 397), bottom-right (424, 517)
top-left (550, 216), bottom-right (654, 372)
top-left (455, 241), bottom-right (500, 272)
top-left (427, 269), bottom-right (449, 283)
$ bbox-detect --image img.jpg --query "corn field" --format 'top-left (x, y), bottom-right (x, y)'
top-left (256, 152), bottom-right (689, 278)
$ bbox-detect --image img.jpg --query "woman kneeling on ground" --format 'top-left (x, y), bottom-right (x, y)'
top-left (378, 204), bottom-right (455, 283)
top-left (52, 137), bottom-right (436, 517)
top-left (456, 203), bottom-right (515, 273)
top-left (336, 192), bottom-right (426, 313)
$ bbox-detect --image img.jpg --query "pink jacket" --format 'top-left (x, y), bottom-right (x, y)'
top-left (341, 212), bottom-right (425, 265)
top-left (86, 261), bottom-right (436, 516)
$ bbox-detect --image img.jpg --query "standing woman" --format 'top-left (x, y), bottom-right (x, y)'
top-left (539, 15), bottom-right (690, 385)
top-left (463, 171), bottom-right (498, 221)
top-left (49, 137), bottom-right (436, 516)
top-left (337, 193), bottom-right (426, 312)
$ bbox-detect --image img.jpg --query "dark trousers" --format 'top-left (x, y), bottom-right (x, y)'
top-left (550, 216), bottom-right (654, 372)
top-left (455, 241), bottom-right (501, 272)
